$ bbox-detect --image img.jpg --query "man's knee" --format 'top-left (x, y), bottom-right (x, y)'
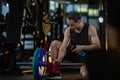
top-left (50, 40), bottom-right (62, 49)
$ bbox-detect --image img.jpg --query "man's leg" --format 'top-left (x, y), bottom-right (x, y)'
top-left (46, 40), bottom-right (62, 79)
top-left (49, 40), bottom-right (62, 61)
top-left (72, 52), bottom-right (89, 80)
top-left (80, 65), bottom-right (89, 80)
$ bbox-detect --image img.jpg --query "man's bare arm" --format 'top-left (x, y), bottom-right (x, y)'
top-left (88, 25), bottom-right (101, 48)
top-left (57, 27), bottom-right (70, 62)
top-left (72, 25), bottom-right (101, 53)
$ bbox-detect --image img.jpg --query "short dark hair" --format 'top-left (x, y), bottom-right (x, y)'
top-left (67, 11), bottom-right (81, 22)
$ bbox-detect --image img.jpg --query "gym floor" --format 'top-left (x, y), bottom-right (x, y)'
top-left (0, 67), bottom-right (82, 80)
top-left (0, 73), bottom-right (81, 80)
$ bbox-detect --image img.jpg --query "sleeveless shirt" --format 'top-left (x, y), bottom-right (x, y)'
top-left (70, 23), bottom-right (90, 45)
top-left (65, 23), bottom-right (90, 62)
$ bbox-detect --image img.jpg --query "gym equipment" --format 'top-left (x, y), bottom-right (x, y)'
top-left (32, 48), bottom-right (84, 80)
top-left (32, 48), bottom-right (47, 80)
top-left (79, 51), bottom-right (86, 57)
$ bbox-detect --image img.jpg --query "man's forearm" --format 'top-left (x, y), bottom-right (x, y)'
top-left (57, 47), bottom-right (66, 62)
top-left (79, 44), bottom-right (101, 51)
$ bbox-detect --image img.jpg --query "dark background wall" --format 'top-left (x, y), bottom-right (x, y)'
top-left (6, 0), bottom-right (24, 45)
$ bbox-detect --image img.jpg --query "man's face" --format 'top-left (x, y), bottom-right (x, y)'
top-left (67, 19), bottom-right (80, 29)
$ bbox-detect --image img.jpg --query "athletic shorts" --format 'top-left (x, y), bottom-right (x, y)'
top-left (63, 47), bottom-right (87, 63)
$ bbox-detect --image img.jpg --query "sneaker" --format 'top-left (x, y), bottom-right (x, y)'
top-left (52, 61), bottom-right (60, 75)
top-left (45, 72), bottom-right (62, 79)
top-left (46, 62), bottom-right (53, 72)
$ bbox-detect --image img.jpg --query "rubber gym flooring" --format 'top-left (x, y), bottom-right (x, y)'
top-left (0, 67), bottom-right (82, 80)
top-left (0, 73), bottom-right (81, 80)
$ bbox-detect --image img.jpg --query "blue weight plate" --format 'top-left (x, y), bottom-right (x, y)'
top-left (32, 48), bottom-right (46, 80)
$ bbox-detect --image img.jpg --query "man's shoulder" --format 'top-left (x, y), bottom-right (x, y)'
top-left (66, 27), bottom-right (70, 30)
top-left (64, 27), bottom-right (70, 37)
top-left (88, 24), bottom-right (97, 33)
top-left (64, 27), bottom-right (70, 33)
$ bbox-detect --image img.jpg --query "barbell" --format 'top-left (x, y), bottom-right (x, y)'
top-left (32, 48), bottom-right (85, 80)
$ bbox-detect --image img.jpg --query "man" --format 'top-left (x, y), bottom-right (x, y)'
top-left (46, 11), bottom-right (101, 79)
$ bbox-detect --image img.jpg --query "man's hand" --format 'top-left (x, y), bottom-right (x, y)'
top-left (72, 45), bottom-right (83, 53)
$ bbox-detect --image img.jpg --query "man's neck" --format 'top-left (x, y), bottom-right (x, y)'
top-left (75, 22), bottom-right (84, 33)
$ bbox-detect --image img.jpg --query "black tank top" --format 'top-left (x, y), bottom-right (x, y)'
top-left (70, 23), bottom-right (90, 45)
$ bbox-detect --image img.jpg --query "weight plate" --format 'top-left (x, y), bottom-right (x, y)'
top-left (32, 48), bottom-right (46, 80)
